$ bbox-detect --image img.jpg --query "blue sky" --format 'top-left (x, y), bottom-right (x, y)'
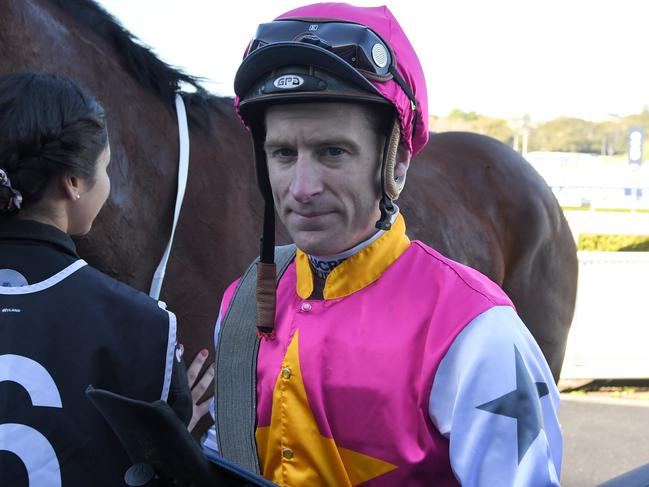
top-left (96, 0), bottom-right (649, 122)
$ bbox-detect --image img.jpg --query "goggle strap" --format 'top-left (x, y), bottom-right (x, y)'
top-left (388, 65), bottom-right (417, 111)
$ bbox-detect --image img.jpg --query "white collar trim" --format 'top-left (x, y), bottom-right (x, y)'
top-left (0, 260), bottom-right (88, 295)
top-left (309, 207), bottom-right (400, 262)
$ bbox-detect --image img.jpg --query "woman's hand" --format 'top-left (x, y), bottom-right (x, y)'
top-left (184, 347), bottom-right (215, 433)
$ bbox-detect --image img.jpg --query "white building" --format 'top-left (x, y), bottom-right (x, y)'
top-left (526, 152), bottom-right (649, 210)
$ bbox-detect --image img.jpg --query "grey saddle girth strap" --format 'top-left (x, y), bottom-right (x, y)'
top-left (214, 244), bottom-right (297, 473)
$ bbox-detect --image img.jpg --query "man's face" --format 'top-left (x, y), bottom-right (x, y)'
top-left (264, 102), bottom-right (383, 256)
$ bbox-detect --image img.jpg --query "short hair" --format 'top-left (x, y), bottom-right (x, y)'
top-left (362, 102), bottom-right (397, 140)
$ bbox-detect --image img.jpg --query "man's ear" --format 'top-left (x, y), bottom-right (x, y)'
top-left (394, 144), bottom-right (411, 189)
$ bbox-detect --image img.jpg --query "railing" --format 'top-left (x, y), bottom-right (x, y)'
top-left (560, 251), bottom-right (649, 379)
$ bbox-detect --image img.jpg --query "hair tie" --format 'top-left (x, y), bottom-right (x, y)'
top-left (0, 168), bottom-right (23, 212)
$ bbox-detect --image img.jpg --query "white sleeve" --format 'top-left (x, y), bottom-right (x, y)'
top-left (429, 306), bottom-right (562, 487)
top-left (201, 312), bottom-right (223, 458)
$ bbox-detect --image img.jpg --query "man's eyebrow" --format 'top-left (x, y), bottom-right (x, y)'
top-left (264, 136), bottom-right (361, 151)
top-left (263, 139), bottom-right (285, 150)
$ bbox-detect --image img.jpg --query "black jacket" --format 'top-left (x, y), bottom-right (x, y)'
top-left (0, 219), bottom-right (192, 486)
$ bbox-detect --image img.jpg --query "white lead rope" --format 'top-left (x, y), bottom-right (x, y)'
top-left (149, 94), bottom-right (190, 300)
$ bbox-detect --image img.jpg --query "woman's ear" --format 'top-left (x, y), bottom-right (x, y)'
top-left (61, 173), bottom-right (82, 202)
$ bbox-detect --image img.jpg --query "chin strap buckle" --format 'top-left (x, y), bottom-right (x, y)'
top-left (375, 194), bottom-right (396, 231)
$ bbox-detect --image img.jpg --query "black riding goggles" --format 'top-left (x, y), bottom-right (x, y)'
top-left (247, 19), bottom-right (395, 80)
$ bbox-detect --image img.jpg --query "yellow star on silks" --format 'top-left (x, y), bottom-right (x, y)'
top-left (256, 330), bottom-right (397, 486)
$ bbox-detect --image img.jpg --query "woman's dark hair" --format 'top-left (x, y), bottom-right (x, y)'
top-left (0, 71), bottom-right (108, 213)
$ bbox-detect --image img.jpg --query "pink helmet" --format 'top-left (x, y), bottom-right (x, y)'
top-left (234, 3), bottom-right (428, 156)
top-left (233, 3), bottom-right (428, 337)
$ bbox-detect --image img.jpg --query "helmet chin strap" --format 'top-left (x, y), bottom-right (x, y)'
top-left (251, 123), bottom-right (279, 340)
top-left (376, 118), bottom-right (404, 231)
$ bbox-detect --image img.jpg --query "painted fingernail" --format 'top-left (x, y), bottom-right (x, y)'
top-left (179, 343), bottom-right (184, 354)
top-left (201, 348), bottom-right (208, 357)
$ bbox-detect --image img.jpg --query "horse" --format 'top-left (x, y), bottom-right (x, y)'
top-left (0, 0), bottom-right (578, 384)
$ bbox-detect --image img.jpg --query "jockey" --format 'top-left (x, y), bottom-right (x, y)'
top-left (205, 4), bottom-right (562, 486)
top-left (0, 72), bottom-right (193, 486)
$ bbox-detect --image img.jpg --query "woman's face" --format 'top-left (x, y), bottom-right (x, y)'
top-left (68, 144), bottom-right (111, 236)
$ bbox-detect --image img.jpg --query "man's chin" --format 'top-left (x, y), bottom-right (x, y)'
top-left (290, 230), bottom-right (342, 257)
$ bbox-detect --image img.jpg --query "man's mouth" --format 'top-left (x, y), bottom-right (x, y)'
top-left (289, 209), bottom-right (334, 226)
top-left (293, 210), bottom-right (331, 218)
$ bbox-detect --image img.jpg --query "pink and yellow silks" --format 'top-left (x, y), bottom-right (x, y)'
top-left (219, 214), bottom-right (513, 486)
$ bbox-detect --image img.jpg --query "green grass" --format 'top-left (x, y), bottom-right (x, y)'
top-left (569, 390), bottom-right (587, 396)
top-left (578, 234), bottom-right (649, 251)
top-left (562, 206), bottom-right (649, 213)
top-left (561, 206), bottom-right (590, 211)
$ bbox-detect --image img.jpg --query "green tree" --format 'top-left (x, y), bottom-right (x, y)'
top-left (430, 109), bottom-right (514, 146)
top-left (528, 117), bottom-right (599, 153)
top-left (431, 109), bottom-right (649, 156)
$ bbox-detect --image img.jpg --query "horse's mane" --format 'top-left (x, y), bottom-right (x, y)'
top-left (48, 0), bottom-right (225, 122)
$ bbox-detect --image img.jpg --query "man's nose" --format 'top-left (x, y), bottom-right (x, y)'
top-left (289, 155), bottom-right (323, 203)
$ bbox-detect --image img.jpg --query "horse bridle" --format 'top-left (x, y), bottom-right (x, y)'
top-left (148, 93), bottom-right (190, 300)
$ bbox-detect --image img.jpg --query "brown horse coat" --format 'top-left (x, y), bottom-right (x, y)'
top-left (0, 0), bottom-right (577, 382)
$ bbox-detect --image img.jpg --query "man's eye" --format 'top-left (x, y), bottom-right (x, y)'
top-left (323, 147), bottom-right (344, 157)
top-left (273, 148), bottom-right (295, 158)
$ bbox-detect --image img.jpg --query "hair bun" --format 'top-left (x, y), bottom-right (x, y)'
top-left (0, 71), bottom-right (107, 211)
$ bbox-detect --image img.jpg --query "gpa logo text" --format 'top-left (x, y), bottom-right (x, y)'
top-left (274, 75), bottom-right (304, 90)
